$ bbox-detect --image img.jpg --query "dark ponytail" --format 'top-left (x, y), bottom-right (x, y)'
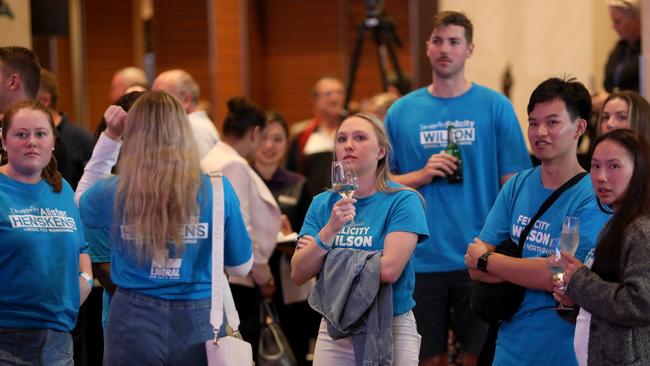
top-left (222, 97), bottom-right (266, 139)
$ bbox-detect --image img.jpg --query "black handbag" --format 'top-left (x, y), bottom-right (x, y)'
top-left (470, 172), bottom-right (587, 325)
top-left (258, 299), bottom-right (298, 366)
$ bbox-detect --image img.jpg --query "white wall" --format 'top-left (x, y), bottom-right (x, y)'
top-left (439, 0), bottom-right (618, 147)
top-left (0, 0), bottom-right (31, 48)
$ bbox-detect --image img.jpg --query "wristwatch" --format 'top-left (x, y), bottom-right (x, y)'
top-left (477, 252), bottom-right (493, 273)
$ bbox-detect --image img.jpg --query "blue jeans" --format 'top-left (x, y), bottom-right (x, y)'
top-left (0, 328), bottom-right (73, 366)
top-left (104, 289), bottom-right (214, 366)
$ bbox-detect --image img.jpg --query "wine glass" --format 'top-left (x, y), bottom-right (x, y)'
top-left (331, 160), bottom-right (358, 226)
top-left (550, 216), bottom-right (580, 310)
top-left (561, 216), bottom-right (580, 255)
top-left (547, 238), bottom-right (563, 279)
top-left (547, 238), bottom-right (572, 310)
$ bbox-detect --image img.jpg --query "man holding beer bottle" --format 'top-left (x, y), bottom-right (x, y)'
top-left (384, 11), bottom-right (531, 366)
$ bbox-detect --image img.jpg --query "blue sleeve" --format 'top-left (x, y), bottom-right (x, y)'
top-left (85, 226), bottom-right (111, 263)
top-left (494, 97), bottom-right (532, 176)
top-left (386, 190), bottom-right (429, 243)
top-left (79, 230), bottom-right (89, 254)
top-left (79, 178), bottom-right (113, 231)
top-left (222, 177), bottom-right (252, 267)
top-left (479, 173), bottom-right (518, 246)
top-left (385, 104), bottom-right (400, 173)
top-left (299, 193), bottom-right (329, 238)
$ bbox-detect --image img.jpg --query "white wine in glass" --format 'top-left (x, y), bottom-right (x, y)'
top-left (331, 160), bottom-right (358, 225)
top-left (561, 216), bottom-right (580, 255)
top-left (547, 238), bottom-right (563, 279)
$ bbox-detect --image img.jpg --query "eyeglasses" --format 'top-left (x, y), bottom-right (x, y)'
top-left (318, 90), bottom-right (344, 98)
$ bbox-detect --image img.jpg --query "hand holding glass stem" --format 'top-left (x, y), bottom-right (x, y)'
top-left (331, 160), bottom-right (359, 226)
top-left (547, 216), bottom-right (580, 310)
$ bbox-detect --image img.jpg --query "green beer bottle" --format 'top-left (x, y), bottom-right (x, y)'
top-left (446, 125), bottom-right (462, 183)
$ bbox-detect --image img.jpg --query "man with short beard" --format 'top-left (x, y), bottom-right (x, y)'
top-left (385, 11), bottom-right (531, 366)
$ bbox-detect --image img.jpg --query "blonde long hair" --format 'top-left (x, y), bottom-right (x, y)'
top-left (116, 91), bottom-right (201, 262)
top-left (336, 112), bottom-right (418, 197)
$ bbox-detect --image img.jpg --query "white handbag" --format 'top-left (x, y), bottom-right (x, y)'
top-left (206, 172), bottom-right (254, 366)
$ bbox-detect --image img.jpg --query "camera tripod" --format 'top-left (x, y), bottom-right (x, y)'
top-left (343, 11), bottom-right (408, 112)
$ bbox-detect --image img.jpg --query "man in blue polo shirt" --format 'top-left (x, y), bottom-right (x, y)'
top-left (385, 11), bottom-right (531, 366)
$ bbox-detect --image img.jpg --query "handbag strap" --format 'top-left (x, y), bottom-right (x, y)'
top-left (517, 172), bottom-right (588, 250)
top-left (209, 172), bottom-right (242, 335)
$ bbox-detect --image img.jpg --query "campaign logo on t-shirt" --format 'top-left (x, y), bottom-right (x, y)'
top-left (8, 206), bottom-right (77, 233)
top-left (418, 120), bottom-right (476, 148)
top-left (334, 225), bottom-right (374, 249)
top-left (120, 221), bottom-right (208, 244)
top-left (150, 258), bottom-right (182, 279)
top-left (513, 214), bottom-right (553, 255)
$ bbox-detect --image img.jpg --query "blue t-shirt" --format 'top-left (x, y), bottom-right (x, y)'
top-left (385, 84), bottom-right (531, 272)
top-left (299, 183), bottom-right (429, 316)
top-left (0, 174), bottom-right (87, 331)
top-left (479, 167), bottom-right (611, 366)
top-left (79, 174), bottom-right (252, 300)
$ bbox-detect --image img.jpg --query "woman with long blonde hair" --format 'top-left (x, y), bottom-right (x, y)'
top-left (291, 113), bottom-right (428, 365)
top-left (79, 91), bottom-right (252, 365)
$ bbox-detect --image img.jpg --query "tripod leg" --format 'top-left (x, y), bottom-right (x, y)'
top-left (382, 20), bottom-right (409, 94)
top-left (344, 23), bottom-right (367, 112)
top-left (372, 26), bottom-right (390, 92)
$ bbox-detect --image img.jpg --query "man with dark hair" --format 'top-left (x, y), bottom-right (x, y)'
top-left (466, 77), bottom-right (610, 365)
top-left (38, 69), bottom-right (94, 190)
top-left (385, 11), bottom-right (531, 366)
top-left (0, 46), bottom-right (41, 118)
top-left (153, 69), bottom-right (220, 158)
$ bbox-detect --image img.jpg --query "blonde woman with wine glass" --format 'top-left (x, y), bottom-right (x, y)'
top-left (291, 113), bottom-right (429, 365)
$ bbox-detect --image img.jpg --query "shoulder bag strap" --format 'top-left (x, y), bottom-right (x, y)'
top-left (517, 172), bottom-right (588, 249)
top-left (209, 172), bottom-right (242, 334)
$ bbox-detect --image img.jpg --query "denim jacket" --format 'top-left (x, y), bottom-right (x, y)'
top-left (308, 248), bottom-right (393, 366)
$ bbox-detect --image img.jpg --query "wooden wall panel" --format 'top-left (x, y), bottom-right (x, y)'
top-left (81, 1), bottom-right (413, 131)
top-left (261, 1), bottom-right (346, 123)
top-left (54, 38), bottom-right (73, 121)
top-left (153, 0), bottom-right (211, 112)
top-left (256, 0), bottom-right (411, 124)
top-left (209, 0), bottom-right (246, 127)
top-left (345, 0), bottom-right (412, 99)
top-left (83, 0), bottom-right (136, 130)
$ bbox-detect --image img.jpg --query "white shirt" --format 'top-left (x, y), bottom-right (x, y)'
top-left (188, 110), bottom-right (219, 158)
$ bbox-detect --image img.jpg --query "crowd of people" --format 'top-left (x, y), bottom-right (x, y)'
top-left (1, 2), bottom-right (649, 366)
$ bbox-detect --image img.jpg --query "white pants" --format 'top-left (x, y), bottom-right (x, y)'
top-left (313, 310), bottom-right (421, 366)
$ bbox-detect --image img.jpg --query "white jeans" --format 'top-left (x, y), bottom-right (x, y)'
top-left (313, 310), bottom-right (421, 366)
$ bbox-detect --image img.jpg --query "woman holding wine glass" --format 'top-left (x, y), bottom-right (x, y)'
top-left (554, 128), bottom-right (650, 366)
top-left (291, 113), bottom-right (429, 365)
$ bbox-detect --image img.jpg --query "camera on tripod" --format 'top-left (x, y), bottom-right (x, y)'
top-left (363, 0), bottom-right (385, 18)
top-left (344, 0), bottom-right (408, 113)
